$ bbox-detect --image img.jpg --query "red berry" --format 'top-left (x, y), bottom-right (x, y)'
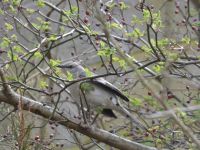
top-left (175, 10), bottom-right (179, 14)
top-left (107, 14), bottom-right (112, 21)
top-left (144, 132), bottom-right (149, 137)
top-left (152, 128), bottom-right (156, 133)
top-left (85, 10), bottom-right (90, 16)
top-left (192, 26), bottom-right (197, 31)
top-left (35, 135), bottom-right (40, 141)
top-left (96, 23), bottom-right (100, 26)
top-left (60, 144), bottom-right (64, 147)
top-left (182, 19), bottom-right (186, 23)
top-left (50, 133), bottom-right (54, 139)
top-left (167, 95), bottom-right (174, 99)
top-left (83, 17), bottom-right (89, 24)
top-left (95, 41), bottom-right (99, 46)
top-left (193, 18), bottom-right (197, 22)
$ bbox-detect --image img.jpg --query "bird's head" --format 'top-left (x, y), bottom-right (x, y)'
top-left (57, 61), bottom-right (86, 78)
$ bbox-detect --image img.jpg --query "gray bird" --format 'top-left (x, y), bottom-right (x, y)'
top-left (57, 61), bottom-right (146, 130)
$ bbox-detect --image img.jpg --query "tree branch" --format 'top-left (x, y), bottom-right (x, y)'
top-left (0, 72), bottom-right (156, 150)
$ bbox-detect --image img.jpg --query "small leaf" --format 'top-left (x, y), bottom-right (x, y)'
top-left (143, 9), bottom-right (150, 21)
top-left (110, 23), bottom-right (122, 29)
top-left (11, 34), bottom-right (17, 41)
top-left (26, 8), bottom-right (35, 14)
top-left (130, 97), bottom-right (142, 106)
top-left (13, 45), bottom-right (23, 53)
top-left (7, 50), bottom-right (19, 61)
top-left (153, 64), bottom-right (161, 73)
top-left (84, 68), bottom-right (93, 77)
top-left (39, 80), bottom-right (48, 89)
top-left (181, 37), bottom-right (190, 44)
top-left (96, 107), bottom-right (103, 114)
top-left (80, 82), bottom-right (94, 92)
top-left (49, 59), bottom-right (61, 67)
top-left (36, 0), bottom-right (45, 8)
top-left (119, 2), bottom-right (129, 10)
top-left (0, 37), bottom-right (11, 48)
top-left (66, 71), bottom-right (73, 81)
top-left (34, 51), bottom-right (43, 58)
top-left (47, 35), bottom-right (57, 41)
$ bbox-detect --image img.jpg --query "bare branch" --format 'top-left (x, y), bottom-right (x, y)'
top-left (0, 89), bottom-right (156, 150)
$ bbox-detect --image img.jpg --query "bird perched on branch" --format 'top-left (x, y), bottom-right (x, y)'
top-left (57, 61), bottom-right (146, 130)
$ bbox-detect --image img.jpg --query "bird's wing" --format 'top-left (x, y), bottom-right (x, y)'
top-left (90, 78), bottom-right (129, 102)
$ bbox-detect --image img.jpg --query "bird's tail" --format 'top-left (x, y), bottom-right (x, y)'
top-left (117, 106), bottom-right (147, 131)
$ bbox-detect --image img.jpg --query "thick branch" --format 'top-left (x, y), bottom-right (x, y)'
top-left (0, 89), bottom-right (156, 150)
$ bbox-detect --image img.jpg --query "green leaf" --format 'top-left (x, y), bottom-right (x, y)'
top-left (143, 9), bottom-right (150, 21)
top-left (152, 64), bottom-right (161, 73)
top-left (118, 59), bottom-right (126, 68)
top-left (0, 9), bottom-right (4, 15)
top-left (96, 107), bottom-right (103, 114)
top-left (192, 21), bottom-right (200, 27)
top-left (7, 50), bottom-right (19, 61)
top-left (126, 28), bottom-right (144, 38)
top-left (26, 8), bottom-right (35, 14)
top-left (80, 82), bottom-right (94, 92)
top-left (0, 37), bottom-right (11, 48)
top-left (181, 37), bottom-right (190, 44)
top-left (11, 34), bottom-right (17, 41)
top-left (47, 35), bottom-right (57, 41)
top-left (84, 68), bottom-right (93, 77)
top-left (157, 38), bottom-right (169, 47)
top-left (36, 0), bottom-right (45, 8)
top-left (49, 59), bottom-right (61, 67)
top-left (40, 21), bottom-right (51, 31)
top-left (66, 71), bottom-right (73, 81)
top-left (112, 56), bottom-right (120, 62)
top-left (131, 15), bottom-right (143, 25)
top-left (109, 23), bottom-right (122, 29)
top-left (34, 51), bottom-right (43, 58)
top-left (63, 6), bottom-right (78, 16)
top-left (99, 41), bottom-right (106, 48)
top-left (32, 23), bottom-right (40, 30)
top-left (3, 0), bottom-right (9, 3)
top-left (12, 0), bottom-right (21, 6)
top-left (97, 47), bottom-right (116, 57)
top-left (13, 45), bottom-right (23, 53)
top-left (130, 97), bottom-right (142, 106)
top-left (152, 11), bottom-right (162, 29)
top-left (119, 2), bottom-right (129, 10)
top-left (39, 80), bottom-right (48, 89)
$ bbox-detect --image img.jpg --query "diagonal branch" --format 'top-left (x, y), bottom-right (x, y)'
top-left (0, 71), bottom-right (156, 150)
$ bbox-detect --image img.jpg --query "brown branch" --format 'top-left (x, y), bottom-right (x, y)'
top-left (145, 105), bottom-right (200, 119)
top-left (0, 71), bottom-right (156, 150)
top-left (0, 89), bottom-right (156, 150)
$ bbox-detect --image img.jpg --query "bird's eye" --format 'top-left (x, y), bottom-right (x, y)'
top-left (67, 65), bottom-right (73, 68)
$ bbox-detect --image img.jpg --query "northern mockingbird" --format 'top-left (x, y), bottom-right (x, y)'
top-left (58, 61), bottom-right (146, 130)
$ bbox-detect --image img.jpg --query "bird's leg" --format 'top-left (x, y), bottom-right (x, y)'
top-left (91, 113), bottom-right (99, 125)
top-left (79, 92), bottom-right (87, 124)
